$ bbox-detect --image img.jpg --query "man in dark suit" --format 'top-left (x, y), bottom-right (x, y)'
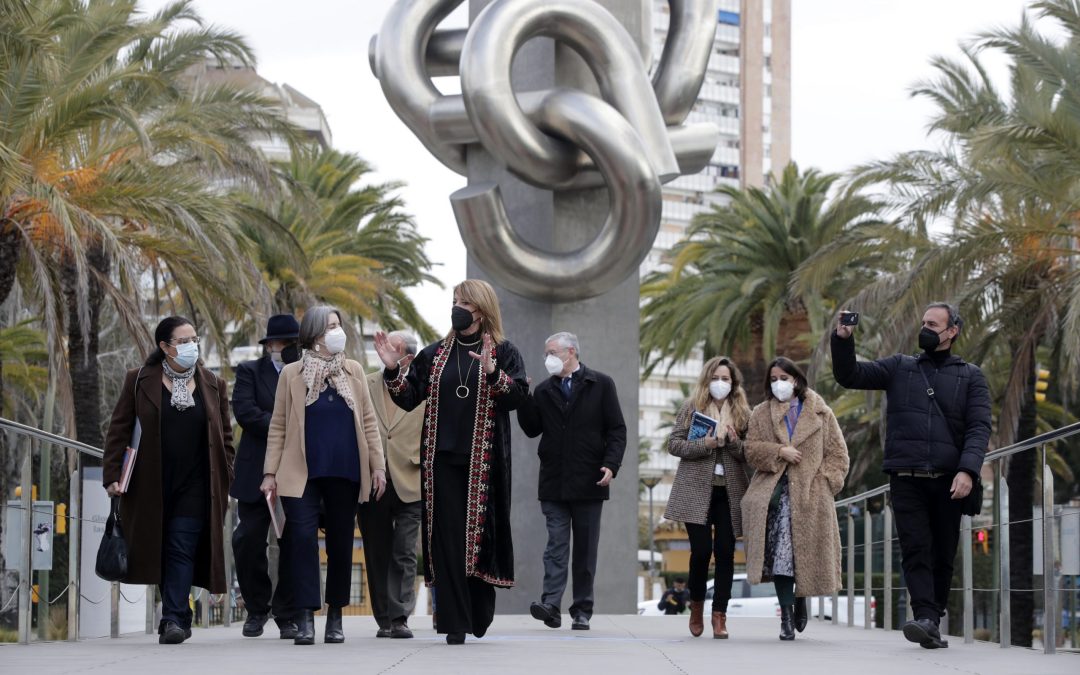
top-left (230, 314), bottom-right (300, 639)
top-left (518, 332), bottom-right (627, 631)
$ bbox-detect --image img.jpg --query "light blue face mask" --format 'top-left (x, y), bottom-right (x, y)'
top-left (174, 342), bottom-right (199, 370)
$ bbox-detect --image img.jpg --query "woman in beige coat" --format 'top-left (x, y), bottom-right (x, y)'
top-left (262, 306), bottom-right (386, 645)
top-left (742, 357), bottom-right (848, 641)
top-left (664, 356), bottom-right (751, 639)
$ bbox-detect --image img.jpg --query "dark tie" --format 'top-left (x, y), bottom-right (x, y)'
top-left (561, 376), bottom-right (572, 400)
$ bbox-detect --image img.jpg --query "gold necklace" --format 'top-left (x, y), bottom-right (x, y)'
top-left (456, 333), bottom-right (481, 347)
top-left (454, 340), bottom-right (475, 399)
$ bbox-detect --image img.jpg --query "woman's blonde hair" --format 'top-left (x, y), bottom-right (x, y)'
top-left (446, 279), bottom-right (505, 344)
top-left (691, 355), bottom-right (751, 433)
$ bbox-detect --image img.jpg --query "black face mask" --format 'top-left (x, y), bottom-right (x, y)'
top-left (281, 344), bottom-right (300, 364)
top-left (451, 306), bottom-right (475, 332)
top-left (918, 327), bottom-right (949, 352)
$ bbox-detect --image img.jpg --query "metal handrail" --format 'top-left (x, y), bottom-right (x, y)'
top-left (828, 420), bottom-right (1080, 655)
top-left (0, 416), bottom-right (103, 458)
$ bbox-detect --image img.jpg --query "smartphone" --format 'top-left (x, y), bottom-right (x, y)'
top-left (840, 311), bottom-right (860, 326)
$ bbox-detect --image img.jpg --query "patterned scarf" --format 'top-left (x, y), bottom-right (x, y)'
top-left (301, 350), bottom-right (356, 411)
top-left (161, 361), bottom-right (196, 411)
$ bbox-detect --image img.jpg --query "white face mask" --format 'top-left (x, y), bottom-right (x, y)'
top-left (323, 327), bottom-right (347, 355)
top-left (709, 379), bottom-right (731, 401)
top-left (173, 342), bottom-right (199, 370)
top-left (269, 350), bottom-right (283, 365)
top-left (544, 354), bottom-right (566, 377)
top-left (771, 379), bottom-right (795, 402)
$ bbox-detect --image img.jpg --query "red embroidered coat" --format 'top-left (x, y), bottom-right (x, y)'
top-left (384, 336), bottom-right (528, 587)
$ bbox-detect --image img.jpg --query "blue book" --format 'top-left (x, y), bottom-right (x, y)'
top-left (688, 411), bottom-right (718, 441)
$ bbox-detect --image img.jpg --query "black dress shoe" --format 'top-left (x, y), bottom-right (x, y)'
top-left (294, 609), bottom-right (315, 645)
top-left (529, 601), bottom-right (561, 628)
top-left (243, 612), bottom-right (269, 637)
top-left (277, 620), bottom-right (298, 640)
top-left (571, 616), bottom-right (590, 631)
top-left (184, 626), bottom-right (192, 640)
top-left (902, 618), bottom-right (948, 649)
top-left (324, 606), bottom-right (344, 643)
top-left (390, 621), bottom-right (413, 639)
top-left (376, 627), bottom-right (391, 638)
top-left (779, 605), bottom-right (795, 641)
top-left (446, 632), bottom-right (466, 645)
top-left (159, 621), bottom-right (186, 644)
top-left (794, 597), bottom-right (808, 633)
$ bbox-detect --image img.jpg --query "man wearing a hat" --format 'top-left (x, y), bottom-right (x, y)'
top-left (231, 314), bottom-right (301, 638)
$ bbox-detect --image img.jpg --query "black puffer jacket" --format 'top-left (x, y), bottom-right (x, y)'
top-left (831, 333), bottom-right (992, 477)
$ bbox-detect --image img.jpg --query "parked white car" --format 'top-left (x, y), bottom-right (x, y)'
top-left (639, 574), bottom-right (876, 626)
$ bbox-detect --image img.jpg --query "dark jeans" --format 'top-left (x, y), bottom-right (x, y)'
top-left (232, 498), bottom-right (294, 622)
top-left (284, 477), bottom-right (360, 610)
top-left (160, 516), bottom-right (204, 630)
top-left (431, 454), bottom-right (496, 635)
top-left (685, 486), bottom-right (736, 612)
top-left (539, 499), bottom-right (604, 620)
top-left (890, 474), bottom-right (964, 623)
top-left (357, 476), bottom-right (421, 628)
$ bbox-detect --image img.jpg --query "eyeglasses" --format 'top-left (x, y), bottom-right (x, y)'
top-left (168, 337), bottom-right (200, 346)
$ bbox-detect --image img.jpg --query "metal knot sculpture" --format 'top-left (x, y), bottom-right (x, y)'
top-left (371, 0), bottom-right (720, 301)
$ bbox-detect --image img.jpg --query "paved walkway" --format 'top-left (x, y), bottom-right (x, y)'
top-left (2, 615), bottom-right (1076, 674)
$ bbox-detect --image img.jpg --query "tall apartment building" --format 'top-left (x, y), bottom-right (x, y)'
top-left (639, 0), bottom-right (791, 505)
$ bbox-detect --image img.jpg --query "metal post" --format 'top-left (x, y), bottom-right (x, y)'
top-left (223, 502), bottom-right (235, 628)
top-left (145, 586), bottom-right (155, 634)
top-left (884, 500), bottom-right (893, 632)
top-left (847, 507), bottom-right (855, 627)
top-left (817, 595), bottom-right (824, 621)
top-left (962, 514), bottom-right (974, 644)
top-left (17, 440), bottom-right (33, 644)
top-left (864, 500), bottom-right (872, 629)
top-left (1041, 457), bottom-right (1056, 655)
top-left (648, 486), bottom-right (655, 580)
top-left (110, 582), bottom-right (120, 638)
top-left (998, 467), bottom-right (1011, 648)
top-left (37, 441), bottom-right (51, 641)
top-left (67, 463), bottom-right (80, 641)
top-left (200, 587), bottom-right (210, 628)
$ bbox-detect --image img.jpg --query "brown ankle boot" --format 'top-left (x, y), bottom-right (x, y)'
top-left (711, 611), bottom-right (728, 639)
top-left (688, 601), bottom-right (704, 637)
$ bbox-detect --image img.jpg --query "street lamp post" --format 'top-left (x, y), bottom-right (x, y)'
top-left (640, 473), bottom-right (662, 581)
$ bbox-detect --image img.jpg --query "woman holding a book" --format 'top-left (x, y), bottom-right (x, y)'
top-left (664, 356), bottom-right (752, 640)
top-left (262, 305), bottom-right (386, 645)
top-left (103, 316), bottom-right (235, 644)
top-left (741, 357), bottom-right (848, 641)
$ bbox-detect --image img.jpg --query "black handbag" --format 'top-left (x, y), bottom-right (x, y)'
top-left (95, 497), bottom-right (128, 582)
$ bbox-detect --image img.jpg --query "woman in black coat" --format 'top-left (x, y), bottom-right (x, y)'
top-left (373, 279), bottom-right (528, 645)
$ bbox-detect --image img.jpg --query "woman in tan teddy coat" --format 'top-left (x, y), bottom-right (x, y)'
top-left (742, 357), bottom-right (849, 641)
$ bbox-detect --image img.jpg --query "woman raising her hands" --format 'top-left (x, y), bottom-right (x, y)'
top-left (373, 279), bottom-right (528, 645)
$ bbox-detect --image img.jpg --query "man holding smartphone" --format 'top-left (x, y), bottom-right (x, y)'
top-left (831, 303), bottom-right (991, 649)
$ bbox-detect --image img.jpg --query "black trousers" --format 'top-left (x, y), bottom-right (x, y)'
top-left (160, 516), bottom-right (203, 630)
top-left (539, 499), bottom-right (603, 619)
top-left (357, 476), bottom-right (422, 628)
top-left (685, 485), bottom-right (736, 612)
top-left (431, 454), bottom-right (496, 635)
top-left (233, 498), bottom-right (294, 621)
top-left (284, 477), bottom-right (360, 610)
top-left (890, 474), bottom-right (963, 623)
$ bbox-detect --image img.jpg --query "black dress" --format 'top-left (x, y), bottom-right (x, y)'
top-left (384, 334), bottom-right (528, 635)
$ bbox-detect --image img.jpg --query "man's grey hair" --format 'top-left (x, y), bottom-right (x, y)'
top-left (546, 331), bottom-right (580, 356)
top-left (925, 302), bottom-right (963, 332)
top-left (298, 305), bottom-right (343, 349)
top-left (388, 330), bottom-right (419, 356)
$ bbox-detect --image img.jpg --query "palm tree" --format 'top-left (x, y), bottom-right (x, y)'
top-left (640, 162), bottom-right (889, 399)
top-left (1, 0), bottom-right (296, 444)
top-left (241, 146), bottom-right (440, 346)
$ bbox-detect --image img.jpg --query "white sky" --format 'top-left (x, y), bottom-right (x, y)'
top-left (138, 0), bottom-right (1036, 332)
